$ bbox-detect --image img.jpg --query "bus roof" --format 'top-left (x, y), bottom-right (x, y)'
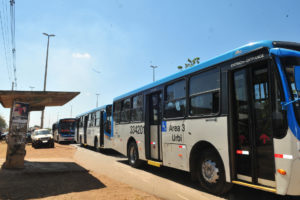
top-left (76, 104), bottom-right (111, 118)
top-left (114, 40), bottom-right (275, 101)
top-left (52, 118), bottom-right (76, 126)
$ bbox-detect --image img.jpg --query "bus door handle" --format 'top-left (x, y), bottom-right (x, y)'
top-left (205, 118), bottom-right (217, 122)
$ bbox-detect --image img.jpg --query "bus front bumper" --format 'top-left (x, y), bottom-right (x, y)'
top-left (286, 158), bottom-right (300, 195)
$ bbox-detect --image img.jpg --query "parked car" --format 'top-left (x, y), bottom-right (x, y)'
top-left (31, 129), bottom-right (54, 148)
top-left (1, 132), bottom-right (9, 142)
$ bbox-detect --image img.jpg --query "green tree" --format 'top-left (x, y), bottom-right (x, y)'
top-left (0, 115), bottom-right (7, 131)
top-left (178, 57), bottom-right (200, 70)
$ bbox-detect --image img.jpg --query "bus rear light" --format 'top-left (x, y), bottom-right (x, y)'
top-left (236, 150), bottom-right (249, 155)
top-left (178, 145), bottom-right (185, 149)
top-left (277, 169), bottom-right (287, 175)
top-left (274, 154), bottom-right (293, 159)
top-left (178, 154), bottom-right (182, 157)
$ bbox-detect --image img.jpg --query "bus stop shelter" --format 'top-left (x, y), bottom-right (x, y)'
top-left (0, 90), bottom-right (80, 169)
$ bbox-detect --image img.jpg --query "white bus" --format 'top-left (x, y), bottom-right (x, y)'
top-left (111, 41), bottom-right (300, 195)
top-left (52, 118), bottom-right (76, 143)
top-left (75, 105), bottom-right (113, 149)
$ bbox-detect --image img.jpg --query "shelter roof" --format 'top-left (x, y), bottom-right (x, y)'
top-left (0, 90), bottom-right (80, 111)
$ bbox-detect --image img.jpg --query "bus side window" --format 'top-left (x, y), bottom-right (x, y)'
top-left (95, 111), bottom-right (100, 127)
top-left (164, 79), bottom-right (186, 118)
top-left (189, 68), bottom-right (220, 116)
top-left (131, 94), bottom-right (143, 122)
top-left (121, 98), bottom-right (131, 122)
top-left (113, 101), bottom-right (121, 124)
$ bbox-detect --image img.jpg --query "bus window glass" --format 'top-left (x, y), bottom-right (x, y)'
top-left (281, 56), bottom-right (300, 126)
top-left (132, 95), bottom-right (143, 122)
top-left (189, 68), bottom-right (219, 94)
top-left (164, 80), bottom-right (186, 118)
top-left (114, 101), bottom-right (121, 123)
top-left (95, 111), bottom-right (100, 127)
top-left (166, 80), bottom-right (185, 101)
top-left (121, 98), bottom-right (131, 122)
top-left (272, 68), bottom-right (287, 138)
top-left (189, 68), bottom-right (220, 116)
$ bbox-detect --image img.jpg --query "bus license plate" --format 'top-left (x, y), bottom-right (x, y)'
top-left (42, 140), bottom-right (48, 143)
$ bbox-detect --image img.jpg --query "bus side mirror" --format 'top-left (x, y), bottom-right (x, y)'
top-left (294, 66), bottom-right (300, 91)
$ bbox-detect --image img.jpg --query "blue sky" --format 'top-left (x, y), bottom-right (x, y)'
top-left (1, 0), bottom-right (300, 128)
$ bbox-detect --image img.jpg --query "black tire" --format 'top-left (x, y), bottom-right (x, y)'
top-left (80, 136), bottom-right (83, 146)
top-left (50, 142), bottom-right (54, 148)
top-left (197, 149), bottom-right (232, 195)
top-left (32, 142), bottom-right (35, 148)
top-left (127, 142), bottom-right (142, 168)
top-left (94, 137), bottom-right (98, 151)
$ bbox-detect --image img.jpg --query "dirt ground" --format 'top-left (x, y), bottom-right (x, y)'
top-left (0, 141), bottom-right (161, 200)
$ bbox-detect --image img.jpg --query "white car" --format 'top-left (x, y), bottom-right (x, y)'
top-left (31, 129), bottom-right (54, 148)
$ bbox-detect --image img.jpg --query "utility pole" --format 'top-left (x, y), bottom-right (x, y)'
top-left (96, 93), bottom-right (100, 107)
top-left (150, 65), bottom-right (158, 82)
top-left (41, 32), bottom-right (55, 128)
top-left (70, 105), bottom-right (72, 117)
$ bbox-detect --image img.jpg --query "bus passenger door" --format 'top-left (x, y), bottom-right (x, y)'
top-left (230, 62), bottom-right (275, 188)
top-left (84, 115), bottom-right (88, 144)
top-left (147, 92), bottom-right (162, 161)
top-left (100, 111), bottom-right (104, 147)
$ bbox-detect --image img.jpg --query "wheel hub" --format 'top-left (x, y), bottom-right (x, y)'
top-left (202, 160), bottom-right (219, 184)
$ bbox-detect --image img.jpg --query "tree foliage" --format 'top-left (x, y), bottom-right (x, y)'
top-left (177, 57), bottom-right (200, 70)
top-left (0, 115), bottom-right (7, 131)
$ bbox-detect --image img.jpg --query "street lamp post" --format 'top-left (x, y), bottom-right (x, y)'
top-left (96, 93), bottom-right (100, 107)
top-left (41, 32), bottom-right (55, 128)
top-left (150, 65), bottom-right (158, 82)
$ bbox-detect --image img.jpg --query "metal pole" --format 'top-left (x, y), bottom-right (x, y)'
top-left (8, 82), bottom-right (14, 134)
top-left (70, 105), bottom-right (72, 117)
top-left (96, 93), bottom-right (100, 107)
top-left (150, 65), bottom-right (158, 82)
top-left (41, 33), bottom-right (55, 128)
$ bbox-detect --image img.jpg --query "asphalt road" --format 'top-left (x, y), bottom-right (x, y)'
top-left (72, 145), bottom-right (300, 200)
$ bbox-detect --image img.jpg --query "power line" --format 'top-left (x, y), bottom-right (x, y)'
top-left (0, 0), bottom-right (16, 88)
top-left (0, 0), bottom-right (12, 83)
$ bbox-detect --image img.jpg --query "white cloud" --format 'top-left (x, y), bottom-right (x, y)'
top-left (72, 52), bottom-right (91, 59)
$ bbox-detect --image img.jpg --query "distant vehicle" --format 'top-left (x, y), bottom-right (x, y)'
top-left (75, 105), bottom-right (112, 149)
top-left (1, 132), bottom-right (9, 142)
top-left (0, 132), bottom-right (6, 141)
top-left (52, 118), bottom-right (76, 143)
top-left (31, 129), bottom-right (54, 148)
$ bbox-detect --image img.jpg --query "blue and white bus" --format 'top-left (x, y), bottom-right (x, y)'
top-left (111, 41), bottom-right (300, 195)
top-left (75, 104), bottom-right (113, 149)
top-left (52, 118), bottom-right (76, 143)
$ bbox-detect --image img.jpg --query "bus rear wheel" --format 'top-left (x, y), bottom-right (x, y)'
top-left (128, 142), bottom-right (142, 168)
top-left (94, 137), bottom-right (98, 151)
top-left (197, 149), bottom-right (231, 195)
top-left (80, 136), bottom-right (83, 146)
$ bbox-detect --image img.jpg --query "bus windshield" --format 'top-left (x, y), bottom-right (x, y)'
top-left (59, 120), bottom-right (76, 131)
top-left (281, 56), bottom-right (300, 123)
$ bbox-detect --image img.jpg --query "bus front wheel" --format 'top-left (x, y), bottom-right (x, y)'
top-left (197, 149), bottom-right (231, 195)
top-left (127, 142), bottom-right (142, 168)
